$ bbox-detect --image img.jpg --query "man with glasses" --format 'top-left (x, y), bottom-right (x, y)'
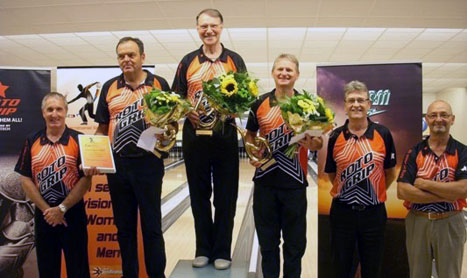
top-left (325, 80), bottom-right (397, 278)
top-left (397, 100), bottom-right (467, 278)
top-left (172, 9), bottom-right (246, 270)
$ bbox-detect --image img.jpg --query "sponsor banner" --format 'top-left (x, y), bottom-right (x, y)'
top-left (0, 68), bottom-right (50, 278)
top-left (0, 69), bottom-right (50, 154)
top-left (57, 66), bottom-right (154, 278)
top-left (317, 63), bottom-right (422, 277)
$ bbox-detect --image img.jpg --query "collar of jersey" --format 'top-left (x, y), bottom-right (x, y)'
top-left (40, 125), bottom-right (71, 145)
top-left (421, 135), bottom-right (456, 156)
top-left (343, 118), bottom-right (375, 140)
top-left (198, 43), bottom-right (228, 63)
top-left (269, 88), bottom-right (300, 106)
top-left (117, 69), bottom-right (154, 90)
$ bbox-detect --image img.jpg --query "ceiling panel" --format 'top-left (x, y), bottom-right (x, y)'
top-left (0, 1), bottom-right (466, 94)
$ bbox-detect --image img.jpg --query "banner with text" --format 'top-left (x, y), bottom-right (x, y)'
top-left (0, 68), bottom-right (50, 278)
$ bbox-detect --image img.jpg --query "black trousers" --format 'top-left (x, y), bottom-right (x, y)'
top-left (329, 200), bottom-right (387, 278)
top-left (107, 154), bottom-right (166, 278)
top-left (35, 201), bottom-right (89, 278)
top-left (253, 184), bottom-right (307, 278)
top-left (182, 120), bottom-right (239, 260)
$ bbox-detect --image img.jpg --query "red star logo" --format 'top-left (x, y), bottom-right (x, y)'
top-left (0, 82), bottom-right (9, 98)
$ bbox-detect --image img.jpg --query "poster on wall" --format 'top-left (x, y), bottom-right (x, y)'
top-left (316, 63), bottom-right (422, 278)
top-left (57, 66), bottom-right (154, 278)
top-left (0, 68), bottom-right (51, 278)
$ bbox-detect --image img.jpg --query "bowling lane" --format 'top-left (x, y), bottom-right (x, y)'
top-left (162, 159), bottom-right (186, 199)
top-left (302, 177), bottom-right (318, 278)
top-left (164, 158), bottom-right (256, 276)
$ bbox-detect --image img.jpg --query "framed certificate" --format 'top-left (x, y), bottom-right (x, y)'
top-left (78, 135), bottom-right (116, 174)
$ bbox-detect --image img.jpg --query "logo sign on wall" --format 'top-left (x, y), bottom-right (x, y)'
top-left (0, 68), bottom-right (50, 154)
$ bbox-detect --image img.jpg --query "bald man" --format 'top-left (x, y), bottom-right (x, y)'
top-left (397, 100), bottom-right (467, 278)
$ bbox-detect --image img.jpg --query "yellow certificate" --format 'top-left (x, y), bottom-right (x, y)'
top-left (78, 135), bottom-right (116, 174)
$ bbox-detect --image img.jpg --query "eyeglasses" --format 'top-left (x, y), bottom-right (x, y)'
top-left (345, 98), bottom-right (368, 104)
top-left (198, 24), bottom-right (221, 31)
top-left (426, 113), bottom-right (451, 120)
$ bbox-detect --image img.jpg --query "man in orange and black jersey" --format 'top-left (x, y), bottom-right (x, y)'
top-left (171, 9), bottom-right (246, 270)
top-left (15, 92), bottom-right (96, 278)
top-left (324, 81), bottom-right (397, 278)
top-left (95, 37), bottom-right (170, 278)
top-left (397, 100), bottom-right (467, 278)
top-left (246, 54), bottom-right (323, 278)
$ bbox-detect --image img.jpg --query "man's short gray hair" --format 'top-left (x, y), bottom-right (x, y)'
top-left (41, 92), bottom-right (68, 111)
top-left (343, 80), bottom-right (369, 99)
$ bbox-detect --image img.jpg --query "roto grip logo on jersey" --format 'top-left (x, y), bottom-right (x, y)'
top-left (37, 156), bottom-right (67, 193)
top-left (266, 123), bottom-right (294, 152)
top-left (340, 152), bottom-right (375, 187)
top-left (116, 99), bottom-right (144, 130)
top-left (0, 81), bottom-right (21, 116)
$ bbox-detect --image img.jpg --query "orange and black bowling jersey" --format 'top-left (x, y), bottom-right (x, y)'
top-left (246, 90), bottom-right (308, 189)
top-left (325, 119), bottom-right (396, 205)
top-left (15, 127), bottom-right (83, 206)
top-left (172, 45), bottom-right (246, 126)
top-left (398, 136), bottom-right (467, 212)
top-left (95, 70), bottom-right (170, 157)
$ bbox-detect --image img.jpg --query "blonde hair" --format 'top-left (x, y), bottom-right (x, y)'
top-left (272, 53), bottom-right (300, 73)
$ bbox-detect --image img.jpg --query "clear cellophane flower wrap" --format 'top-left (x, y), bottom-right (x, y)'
top-left (143, 88), bottom-right (191, 152)
top-left (279, 91), bottom-right (335, 157)
top-left (201, 71), bottom-right (259, 131)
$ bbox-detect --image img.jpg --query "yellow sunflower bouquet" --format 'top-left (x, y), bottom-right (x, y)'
top-left (143, 88), bottom-right (191, 152)
top-left (279, 91), bottom-right (335, 157)
top-left (201, 71), bottom-right (259, 127)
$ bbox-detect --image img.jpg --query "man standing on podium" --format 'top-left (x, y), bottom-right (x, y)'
top-left (95, 37), bottom-right (170, 278)
top-left (246, 54), bottom-right (323, 278)
top-left (172, 9), bottom-right (246, 270)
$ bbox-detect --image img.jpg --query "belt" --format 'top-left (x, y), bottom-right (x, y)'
top-left (333, 199), bottom-right (382, 212)
top-left (411, 210), bottom-right (460, 220)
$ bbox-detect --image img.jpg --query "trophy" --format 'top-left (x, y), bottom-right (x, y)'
top-left (232, 124), bottom-right (276, 170)
top-left (143, 89), bottom-right (190, 157)
top-left (193, 91), bottom-right (219, 136)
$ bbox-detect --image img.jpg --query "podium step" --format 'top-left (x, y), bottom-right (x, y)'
top-left (169, 260), bottom-right (248, 278)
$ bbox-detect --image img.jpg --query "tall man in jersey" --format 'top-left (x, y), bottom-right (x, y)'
top-left (172, 9), bottom-right (246, 270)
top-left (15, 92), bottom-right (96, 278)
top-left (397, 100), bottom-right (466, 278)
top-left (324, 81), bottom-right (397, 278)
top-left (95, 37), bottom-right (170, 278)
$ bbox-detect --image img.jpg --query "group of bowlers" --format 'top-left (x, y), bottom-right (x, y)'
top-left (14, 8), bottom-right (466, 278)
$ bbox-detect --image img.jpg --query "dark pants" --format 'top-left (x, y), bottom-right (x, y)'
top-left (35, 201), bottom-right (89, 278)
top-left (182, 120), bottom-right (239, 261)
top-left (107, 154), bottom-right (166, 278)
top-left (253, 184), bottom-right (307, 278)
top-left (329, 200), bottom-right (387, 278)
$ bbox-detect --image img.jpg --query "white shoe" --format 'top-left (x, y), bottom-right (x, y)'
top-left (192, 256), bottom-right (209, 268)
top-left (214, 259), bottom-right (231, 270)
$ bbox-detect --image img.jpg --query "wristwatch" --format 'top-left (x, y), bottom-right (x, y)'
top-left (58, 203), bottom-right (67, 213)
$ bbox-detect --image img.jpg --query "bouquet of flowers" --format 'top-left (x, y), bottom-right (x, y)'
top-left (279, 91), bottom-right (335, 157)
top-left (201, 71), bottom-right (259, 128)
top-left (143, 88), bottom-right (191, 152)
